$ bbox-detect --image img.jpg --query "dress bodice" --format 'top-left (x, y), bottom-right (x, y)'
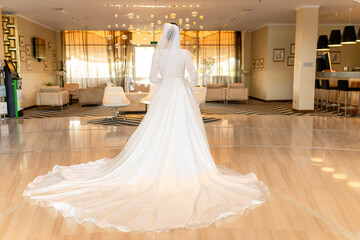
top-left (149, 49), bottom-right (197, 89)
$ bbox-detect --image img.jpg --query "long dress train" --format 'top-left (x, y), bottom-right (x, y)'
top-left (23, 25), bottom-right (269, 232)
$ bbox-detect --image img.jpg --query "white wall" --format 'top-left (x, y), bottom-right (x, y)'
top-left (250, 25), bottom-right (295, 101)
top-left (16, 15), bottom-right (57, 108)
top-left (267, 25), bottom-right (295, 100)
top-left (250, 26), bottom-right (268, 100)
top-left (242, 31), bottom-right (252, 94)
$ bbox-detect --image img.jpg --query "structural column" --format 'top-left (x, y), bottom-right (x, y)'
top-left (292, 6), bottom-right (319, 112)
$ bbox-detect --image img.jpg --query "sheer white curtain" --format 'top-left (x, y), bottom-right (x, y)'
top-left (62, 31), bottom-right (132, 88)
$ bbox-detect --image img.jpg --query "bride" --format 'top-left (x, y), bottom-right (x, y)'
top-left (24, 23), bottom-right (269, 232)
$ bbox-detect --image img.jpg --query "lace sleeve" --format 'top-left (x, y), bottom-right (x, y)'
top-left (185, 50), bottom-right (197, 89)
top-left (149, 53), bottom-right (161, 84)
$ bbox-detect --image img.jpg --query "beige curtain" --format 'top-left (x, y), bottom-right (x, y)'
top-left (180, 31), bottom-right (239, 86)
top-left (62, 31), bottom-right (131, 88)
top-left (62, 30), bottom-right (240, 88)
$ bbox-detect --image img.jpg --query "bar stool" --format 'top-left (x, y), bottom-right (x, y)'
top-left (320, 79), bottom-right (337, 111)
top-left (314, 79), bottom-right (321, 110)
top-left (337, 80), bottom-right (360, 116)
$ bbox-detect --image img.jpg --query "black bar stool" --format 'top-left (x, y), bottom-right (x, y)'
top-left (320, 79), bottom-right (337, 111)
top-left (337, 80), bottom-right (360, 116)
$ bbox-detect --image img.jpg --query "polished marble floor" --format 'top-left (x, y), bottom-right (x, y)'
top-left (1, 113), bottom-right (360, 240)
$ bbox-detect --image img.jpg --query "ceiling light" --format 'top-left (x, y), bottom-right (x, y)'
top-left (171, 13), bottom-right (176, 19)
top-left (328, 30), bottom-right (342, 47)
top-left (115, 24), bottom-right (118, 28)
top-left (200, 25), bottom-right (204, 30)
top-left (199, 15), bottom-right (204, 20)
top-left (185, 18), bottom-right (190, 22)
top-left (108, 24), bottom-right (111, 29)
top-left (317, 35), bottom-right (329, 51)
top-left (122, 23), bottom-right (126, 27)
top-left (136, 15), bottom-right (140, 19)
top-left (128, 13), bottom-right (134, 19)
top-left (165, 15), bottom-right (168, 19)
top-left (114, 13), bottom-right (118, 18)
top-left (150, 14), bottom-right (154, 18)
top-left (193, 21), bottom-right (197, 25)
top-left (150, 22), bottom-right (155, 27)
top-left (192, 11), bottom-right (198, 17)
top-left (157, 20), bottom-right (162, 25)
top-left (185, 24), bottom-right (190, 30)
top-left (341, 26), bottom-right (357, 44)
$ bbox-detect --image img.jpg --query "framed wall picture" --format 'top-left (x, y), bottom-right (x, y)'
top-left (48, 42), bottom-right (52, 51)
top-left (287, 56), bottom-right (295, 66)
top-left (26, 59), bottom-right (32, 71)
top-left (44, 60), bottom-right (48, 71)
top-left (259, 58), bottom-right (264, 68)
top-left (330, 51), bottom-right (341, 64)
top-left (19, 35), bottom-right (25, 47)
top-left (273, 48), bottom-right (285, 62)
top-left (25, 44), bottom-right (31, 56)
top-left (252, 59), bottom-right (256, 69)
top-left (255, 59), bottom-right (260, 68)
top-left (20, 50), bottom-right (26, 62)
top-left (290, 43), bottom-right (295, 55)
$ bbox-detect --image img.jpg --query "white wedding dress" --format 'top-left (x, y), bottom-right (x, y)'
top-left (23, 24), bottom-right (269, 232)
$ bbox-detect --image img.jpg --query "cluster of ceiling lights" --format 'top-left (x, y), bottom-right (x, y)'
top-left (317, 9), bottom-right (360, 51)
top-left (107, 11), bottom-right (205, 33)
top-left (317, 26), bottom-right (360, 51)
top-left (105, 3), bottom-right (205, 32)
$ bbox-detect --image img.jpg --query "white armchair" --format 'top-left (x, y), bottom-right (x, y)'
top-left (206, 84), bottom-right (226, 103)
top-left (226, 83), bottom-right (248, 104)
top-left (102, 87), bottom-right (130, 120)
top-left (36, 86), bottom-right (69, 110)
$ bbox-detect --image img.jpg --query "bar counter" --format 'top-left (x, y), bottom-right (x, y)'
top-left (316, 72), bottom-right (360, 107)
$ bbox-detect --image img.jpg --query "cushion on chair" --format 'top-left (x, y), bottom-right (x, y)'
top-left (228, 83), bottom-right (245, 88)
top-left (40, 86), bottom-right (61, 92)
top-left (97, 83), bottom-right (108, 89)
top-left (64, 83), bottom-right (79, 92)
top-left (206, 84), bottom-right (224, 89)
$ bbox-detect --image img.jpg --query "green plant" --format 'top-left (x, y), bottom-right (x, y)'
top-left (43, 82), bottom-right (54, 86)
